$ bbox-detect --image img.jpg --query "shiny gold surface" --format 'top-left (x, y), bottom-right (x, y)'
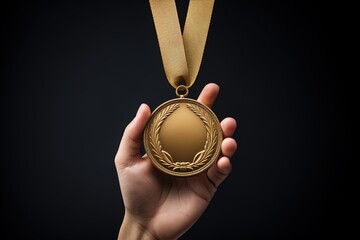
top-left (143, 98), bottom-right (223, 177)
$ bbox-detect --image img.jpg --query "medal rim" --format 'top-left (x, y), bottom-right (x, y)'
top-left (143, 98), bottom-right (223, 177)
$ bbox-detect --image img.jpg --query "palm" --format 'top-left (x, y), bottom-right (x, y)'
top-left (119, 154), bottom-right (215, 239)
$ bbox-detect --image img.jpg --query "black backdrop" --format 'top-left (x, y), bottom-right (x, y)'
top-left (1, 1), bottom-right (353, 239)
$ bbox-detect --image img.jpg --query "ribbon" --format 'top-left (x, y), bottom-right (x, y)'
top-left (149, 0), bottom-right (214, 88)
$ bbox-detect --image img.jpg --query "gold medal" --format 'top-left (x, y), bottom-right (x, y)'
top-left (144, 86), bottom-right (223, 177)
top-left (146, 0), bottom-right (221, 177)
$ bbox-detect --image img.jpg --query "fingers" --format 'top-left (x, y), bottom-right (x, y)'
top-left (206, 137), bottom-right (237, 188)
top-left (197, 83), bottom-right (219, 108)
top-left (222, 138), bottom-right (237, 158)
top-left (115, 104), bottom-right (151, 166)
top-left (220, 117), bottom-right (237, 157)
top-left (207, 157), bottom-right (232, 189)
top-left (207, 117), bottom-right (237, 189)
top-left (221, 117), bottom-right (237, 138)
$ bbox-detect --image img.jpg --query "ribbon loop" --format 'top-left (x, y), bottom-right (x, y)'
top-left (149, 0), bottom-right (214, 88)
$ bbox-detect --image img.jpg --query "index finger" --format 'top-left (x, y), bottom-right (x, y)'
top-left (197, 83), bottom-right (220, 108)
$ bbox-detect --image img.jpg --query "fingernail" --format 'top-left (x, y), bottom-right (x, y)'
top-left (136, 104), bottom-right (144, 117)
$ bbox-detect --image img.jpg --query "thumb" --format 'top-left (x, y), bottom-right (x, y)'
top-left (115, 104), bottom-right (151, 166)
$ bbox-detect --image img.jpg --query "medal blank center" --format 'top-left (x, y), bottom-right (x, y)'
top-left (159, 103), bottom-right (207, 163)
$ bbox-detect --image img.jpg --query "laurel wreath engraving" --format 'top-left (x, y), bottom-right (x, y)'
top-left (149, 103), bottom-right (218, 171)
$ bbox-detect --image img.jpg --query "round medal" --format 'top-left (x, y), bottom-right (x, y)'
top-left (144, 97), bottom-right (223, 177)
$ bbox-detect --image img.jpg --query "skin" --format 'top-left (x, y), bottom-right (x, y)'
top-left (115, 83), bottom-right (237, 240)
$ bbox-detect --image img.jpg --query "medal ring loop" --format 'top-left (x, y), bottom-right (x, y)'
top-left (175, 85), bottom-right (189, 98)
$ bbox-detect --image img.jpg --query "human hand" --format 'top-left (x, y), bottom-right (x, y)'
top-left (115, 83), bottom-right (237, 240)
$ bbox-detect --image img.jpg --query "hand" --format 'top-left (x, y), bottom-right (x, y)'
top-left (115, 83), bottom-right (237, 240)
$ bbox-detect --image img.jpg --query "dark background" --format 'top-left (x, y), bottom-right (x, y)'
top-left (1, 0), bottom-right (353, 239)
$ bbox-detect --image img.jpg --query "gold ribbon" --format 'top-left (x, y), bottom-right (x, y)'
top-left (149, 0), bottom-right (214, 88)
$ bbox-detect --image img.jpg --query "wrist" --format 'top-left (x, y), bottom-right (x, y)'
top-left (118, 213), bottom-right (157, 240)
